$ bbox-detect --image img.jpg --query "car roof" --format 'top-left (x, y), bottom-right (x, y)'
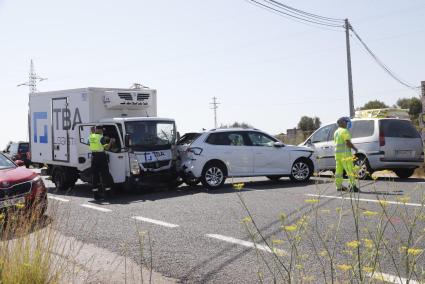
top-left (207, 128), bottom-right (259, 133)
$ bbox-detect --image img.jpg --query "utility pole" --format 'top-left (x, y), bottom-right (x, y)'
top-left (17, 59), bottom-right (47, 94)
top-left (210, 97), bottom-right (219, 128)
top-left (345, 19), bottom-right (355, 117)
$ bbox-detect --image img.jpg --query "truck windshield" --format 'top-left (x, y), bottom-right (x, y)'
top-left (125, 121), bottom-right (176, 150)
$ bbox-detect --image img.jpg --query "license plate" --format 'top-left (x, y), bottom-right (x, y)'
top-left (141, 151), bottom-right (169, 162)
top-left (0, 196), bottom-right (25, 209)
top-left (396, 150), bottom-right (413, 157)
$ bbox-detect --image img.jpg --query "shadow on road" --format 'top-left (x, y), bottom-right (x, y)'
top-left (47, 178), bottom-right (319, 205)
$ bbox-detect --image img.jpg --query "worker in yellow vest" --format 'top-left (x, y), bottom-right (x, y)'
top-left (89, 126), bottom-right (114, 200)
top-left (334, 117), bottom-right (359, 192)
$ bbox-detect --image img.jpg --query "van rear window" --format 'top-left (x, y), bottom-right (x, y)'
top-left (351, 120), bottom-right (374, 138)
top-left (380, 120), bottom-right (420, 138)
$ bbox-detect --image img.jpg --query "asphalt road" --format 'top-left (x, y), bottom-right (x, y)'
top-left (40, 173), bottom-right (425, 283)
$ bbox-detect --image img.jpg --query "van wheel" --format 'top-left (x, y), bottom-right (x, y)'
top-left (290, 158), bottom-right (312, 182)
top-left (267, 176), bottom-right (282, 181)
top-left (52, 168), bottom-right (67, 191)
top-left (355, 156), bottom-right (372, 180)
top-left (394, 169), bottom-right (415, 179)
top-left (201, 162), bottom-right (226, 189)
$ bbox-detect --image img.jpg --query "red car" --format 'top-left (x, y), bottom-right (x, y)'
top-left (0, 153), bottom-right (47, 218)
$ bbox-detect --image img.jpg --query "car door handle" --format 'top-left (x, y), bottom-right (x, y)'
top-left (322, 146), bottom-right (330, 149)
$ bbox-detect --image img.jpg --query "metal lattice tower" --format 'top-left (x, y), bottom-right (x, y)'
top-left (17, 59), bottom-right (47, 94)
top-left (210, 97), bottom-right (220, 128)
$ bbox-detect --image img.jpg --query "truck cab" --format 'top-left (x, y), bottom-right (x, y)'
top-left (77, 117), bottom-right (178, 189)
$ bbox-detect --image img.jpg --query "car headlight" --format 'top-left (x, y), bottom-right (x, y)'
top-left (187, 147), bottom-right (203, 155)
top-left (130, 158), bottom-right (140, 175)
top-left (31, 175), bottom-right (46, 197)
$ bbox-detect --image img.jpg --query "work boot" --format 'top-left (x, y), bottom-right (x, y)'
top-left (93, 188), bottom-right (103, 201)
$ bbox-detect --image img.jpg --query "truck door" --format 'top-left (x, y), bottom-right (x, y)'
top-left (78, 123), bottom-right (127, 184)
top-left (100, 124), bottom-right (127, 183)
top-left (52, 98), bottom-right (70, 162)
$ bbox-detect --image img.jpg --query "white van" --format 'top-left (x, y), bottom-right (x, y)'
top-left (303, 118), bottom-right (424, 179)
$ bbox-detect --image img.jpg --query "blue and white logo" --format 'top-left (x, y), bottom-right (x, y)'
top-left (33, 112), bottom-right (48, 144)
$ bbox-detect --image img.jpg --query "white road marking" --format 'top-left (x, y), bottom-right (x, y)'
top-left (80, 204), bottom-right (112, 212)
top-left (132, 216), bottom-right (179, 228)
top-left (305, 194), bottom-right (423, 207)
top-left (206, 234), bottom-right (286, 255)
top-left (366, 272), bottom-right (420, 284)
top-left (47, 195), bottom-right (69, 202)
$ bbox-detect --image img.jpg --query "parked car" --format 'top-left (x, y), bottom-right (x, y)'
top-left (0, 153), bottom-right (47, 218)
top-left (302, 118), bottom-right (424, 179)
top-left (7, 142), bottom-right (31, 168)
top-left (179, 128), bottom-right (315, 189)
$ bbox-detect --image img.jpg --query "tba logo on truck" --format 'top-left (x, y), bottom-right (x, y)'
top-left (33, 112), bottom-right (48, 144)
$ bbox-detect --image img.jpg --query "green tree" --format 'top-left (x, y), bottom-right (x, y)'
top-left (219, 122), bottom-right (253, 129)
top-left (360, 100), bottom-right (388, 110)
top-left (396, 97), bottom-right (422, 120)
top-left (297, 116), bottom-right (321, 131)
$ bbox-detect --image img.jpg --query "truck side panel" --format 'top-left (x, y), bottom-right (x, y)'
top-left (30, 90), bottom-right (90, 167)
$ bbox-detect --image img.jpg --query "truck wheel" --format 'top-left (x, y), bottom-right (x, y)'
top-left (201, 162), bottom-right (226, 189)
top-left (289, 158), bottom-right (312, 182)
top-left (394, 169), bottom-right (415, 179)
top-left (52, 168), bottom-right (67, 191)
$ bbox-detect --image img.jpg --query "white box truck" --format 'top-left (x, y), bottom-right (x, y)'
top-left (29, 87), bottom-right (179, 191)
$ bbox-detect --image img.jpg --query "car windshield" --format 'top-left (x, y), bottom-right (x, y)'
top-left (0, 154), bottom-right (16, 170)
top-left (125, 121), bottom-right (176, 150)
top-left (177, 133), bottom-right (201, 145)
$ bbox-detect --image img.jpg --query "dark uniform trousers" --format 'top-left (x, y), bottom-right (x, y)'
top-left (91, 152), bottom-right (114, 189)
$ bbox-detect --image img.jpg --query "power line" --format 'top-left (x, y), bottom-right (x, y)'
top-left (264, 0), bottom-right (344, 23)
top-left (350, 26), bottom-right (420, 91)
top-left (245, 0), bottom-right (344, 28)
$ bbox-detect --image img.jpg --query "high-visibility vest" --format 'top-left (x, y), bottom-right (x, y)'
top-left (334, 127), bottom-right (352, 159)
top-left (89, 133), bottom-right (104, 152)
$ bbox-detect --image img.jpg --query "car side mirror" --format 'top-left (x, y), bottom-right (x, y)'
top-left (273, 142), bottom-right (285, 147)
top-left (124, 134), bottom-right (131, 147)
top-left (177, 131), bottom-right (181, 141)
top-left (15, 160), bottom-right (25, 167)
top-left (306, 139), bottom-right (312, 145)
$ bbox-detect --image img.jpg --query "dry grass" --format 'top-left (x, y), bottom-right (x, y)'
top-left (0, 203), bottom-right (62, 284)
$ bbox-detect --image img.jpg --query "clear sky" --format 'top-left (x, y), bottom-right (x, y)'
top-left (1, 0), bottom-right (424, 148)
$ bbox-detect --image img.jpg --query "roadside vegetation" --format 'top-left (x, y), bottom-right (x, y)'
top-left (0, 203), bottom-right (62, 284)
top-left (234, 157), bottom-right (425, 283)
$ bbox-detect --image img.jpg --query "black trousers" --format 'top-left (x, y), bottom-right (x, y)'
top-left (91, 152), bottom-right (114, 189)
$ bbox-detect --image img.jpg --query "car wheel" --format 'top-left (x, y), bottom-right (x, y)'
top-left (201, 162), bottom-right (226, 189)
top-left (289, 158), bottom-right (312, 182)
top-left (394, 168), bottom-right (415, 179)
top-left (266, 176), bottom-right (282, 181)
top-left (52, 168), bottom-right (67, 191)
top-left (355, 155), bottom-right (372, 180)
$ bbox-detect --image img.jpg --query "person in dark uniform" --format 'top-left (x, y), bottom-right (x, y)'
top-left (89, 126), bottom-right (114, 200)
